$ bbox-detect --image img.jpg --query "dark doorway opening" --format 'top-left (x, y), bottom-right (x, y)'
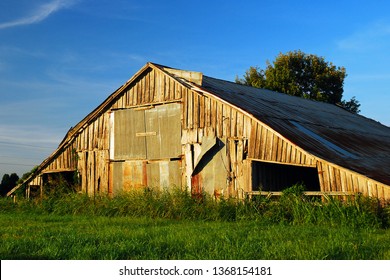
top-left (252, 161), bottom-right (320, 191)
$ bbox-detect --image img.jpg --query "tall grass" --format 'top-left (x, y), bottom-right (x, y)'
top-left (1, 213), bottom-right (389, 259)
top-left (249, 184), bottom-right (387, 228)
top-left (2, 184), bottom-right (389, 229)
top-left (2, 185), bottom-right (390, 259)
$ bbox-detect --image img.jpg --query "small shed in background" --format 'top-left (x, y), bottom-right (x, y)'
top-left (8, 62), bottom-right (390, 202)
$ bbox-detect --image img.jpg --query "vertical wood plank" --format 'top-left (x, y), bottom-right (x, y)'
top-left (188, 90), bottom-right (193, 129)
top-left (199, 95), bottom-right (205, 128)
top-left (260, 126), bottom-right (268, 160)
top-left (256, 124), bottom-right (264, 159)
top-left (150, 69), bottom-right (155, 103)
top-left (272, 135), bottom-right (278, 161)
top-left (145, 71), bottom-right (150, 104)
top-left (194, 92), bottom-right (199, 128)
top-left (136, 79), bottom-right (141, 105)
top-left (211, 99), bottom-right (217, 130)
top-left (183, 88), bottom-right (188, 129)
top-left (142, 73), bottom-right (147, 104)
top-left (217, 102), bottom-right (223, 137)
top-left (248, 123), bottom-right (257, 158)
top-left (205, 97), bottom-right (211, 127)
top-left (237, 112), bottom-right (243, 137)
top-left (231, 109), bottom-right (237, 138)
top-left (125, 87), bottom-right (130, 107)
top-left (334, 168), bottom-right (342, 192)
top-left (159, 71), bottom-right (164, 102)
top-left (170, 76), bottom-right (176, 100)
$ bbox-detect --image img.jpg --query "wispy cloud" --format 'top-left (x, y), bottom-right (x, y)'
top-left (0, 0), bottom-right (78, 29)
top-left (0, 123), bottom-right (60, 176)
top-left (337, 21), bottom-right (390, 52)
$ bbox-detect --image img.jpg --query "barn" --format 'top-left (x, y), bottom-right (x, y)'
top-left (8, 62), bottom-right (390, 202)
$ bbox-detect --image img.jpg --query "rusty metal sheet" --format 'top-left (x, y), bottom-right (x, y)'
top-left (192, 138), bottom-right (228, 196)
top-left (145, 103), bottom-right (181, 160)
top-left (113, 103), bottom-right (181, 161)
top-left (111, 159), bottom-right (182, 193)
top-left (111, 161), bottom-right (147, 194)
top-left (113, 109), bottom-right (146, 160)
top-left (147, 160), bottom-right (182, 188)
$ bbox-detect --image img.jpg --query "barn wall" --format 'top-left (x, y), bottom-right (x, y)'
top-left (71, 112), bottom-right (111, 195)
top-left (111, 67), bottom-right (184, 109)
top-left (248, 122), bottom-right (317, 166)
top-left (317, 160), bottom-right (390, 201)
top-left (105, 67), bottom-right (186, 195)
top-left (28, 176), bottom-right (42, 187)
top-left (182, 89), bottom-right (254, 198)
top-left (28, 109), bottom-right (111, 196)
top-left (43, 142), bottom-right (79, 172)
top-left (182, 88), bottom-right (320, 197)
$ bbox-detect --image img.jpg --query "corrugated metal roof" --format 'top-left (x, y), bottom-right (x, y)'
top-left (199, 75), bottom-right (390, 186)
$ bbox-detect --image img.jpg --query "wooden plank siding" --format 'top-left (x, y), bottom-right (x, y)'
top-left (111, 68), bottom-right (185, 109)
top-left (42, 143), bottom-right (78, 173)
top-left (32, 111), bottom-right (110, 194)
top-left (182, 90), bottom-right (253, 140)
top-left (181, 89), bottom-right (252, 197)
top-left (317, 160), bottom-right (390, 202)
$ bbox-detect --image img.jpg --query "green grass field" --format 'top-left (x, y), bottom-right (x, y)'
top-left (1, 213), bottom-right (390, 260)
top-left (1, 186), bottom-right (390, 260)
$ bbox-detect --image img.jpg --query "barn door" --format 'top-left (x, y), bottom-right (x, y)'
top-left (144, 103), bottom-right (182, 160)
top-left (111, 103), bottom-right (181, 161)
top-left (109, 103), bottom-right (182, 194)
top-left (112, 109), bottom-right (147, 160)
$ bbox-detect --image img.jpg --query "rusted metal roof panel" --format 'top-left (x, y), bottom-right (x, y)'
top-left (200, 76), bottom-right (390, 186)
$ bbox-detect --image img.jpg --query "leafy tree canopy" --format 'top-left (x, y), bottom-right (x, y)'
top-left (0, 173), bottom-right (19, 196)
top-left (236, 50), bottom-right (360, 113)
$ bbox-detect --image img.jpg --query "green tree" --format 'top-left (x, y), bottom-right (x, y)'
top-left (0, 173), bottom-right (19, 196)
top-left (236, 50), bottom-right (360, 113)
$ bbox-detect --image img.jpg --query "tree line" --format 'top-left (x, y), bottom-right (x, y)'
top-left (0, 167), bottom-right (37, 196)
top-left (0, 173), bottom-right (19, 196)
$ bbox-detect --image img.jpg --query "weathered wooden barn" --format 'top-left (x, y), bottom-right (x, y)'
top-left (8, 62), bottom-right (390, 201)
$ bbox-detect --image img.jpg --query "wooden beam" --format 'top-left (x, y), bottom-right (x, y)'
top-left (246, 191), bottom-right (357, 197)
top-left (162, 67), bottom-right (203, 86)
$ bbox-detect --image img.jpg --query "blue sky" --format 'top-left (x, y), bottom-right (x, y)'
top-left (1, 0), bottom-right (390, 178)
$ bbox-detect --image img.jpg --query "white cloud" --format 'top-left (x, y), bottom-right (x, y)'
top-left (337, 21), bottom-right (390, 52)
top-left (0, 124), bottom-right (60, 147)
top-left (0, 123), bottom-right (62, 175)
top-left (0, 0), bottom-right (78, 29)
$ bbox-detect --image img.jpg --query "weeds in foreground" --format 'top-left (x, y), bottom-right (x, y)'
top-left (2, 185), bottom-right (390, 259)
top-left (2, 184), bottom-right (388, 229)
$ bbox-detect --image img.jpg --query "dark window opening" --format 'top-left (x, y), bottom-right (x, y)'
top-left (28, 185), bottom-right (41, 198)
top-left (252, 161), bottom-right (320, 192)
top-left (42, 171), bottom-right (79, 196)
